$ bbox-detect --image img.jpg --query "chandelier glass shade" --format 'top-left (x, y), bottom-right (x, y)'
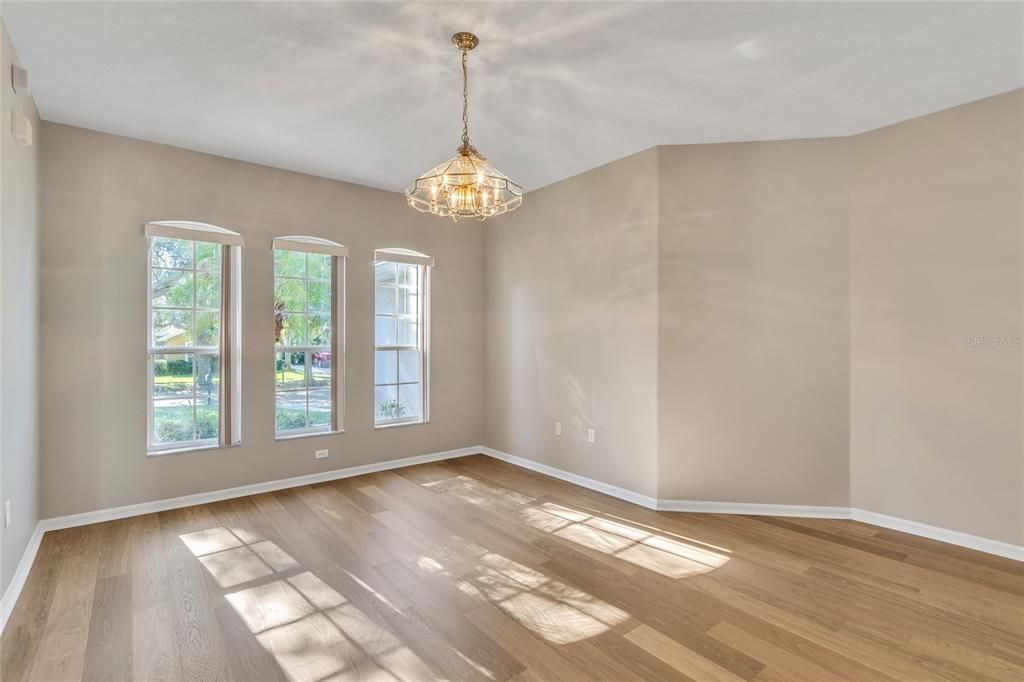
top-left (405, 32), bottom-right (523, 222)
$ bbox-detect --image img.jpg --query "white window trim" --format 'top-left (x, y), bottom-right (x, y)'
top-left (146, 220), bottom-right (245, 247)
top-left (274, 236), bottom-right (349, 258)
top-left (374, 247), bottom-right (434, 267)
top-left (373, 250), bottom-right (431, 428)
top-left (273, 237), bottom-right (347, 439)
top-left (146, 222), bottom-right (243, 455)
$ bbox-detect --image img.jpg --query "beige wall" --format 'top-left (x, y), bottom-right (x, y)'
top-left (40, 123), bottom-right (483, 519)
top-left (36, 90), bottom-right (1024, 547)
top-left (483, 91), bottom-right (1022, 546)
top-left (484, 148), bottom-right (660, 498)
top-left (1, 21), bottom-right (41, 594)
top-left (657, 139), bottom-right (851, 505)
top-left (483, 140), bottom-right (851, 508)
top-left (850, 90), bottom-right (1023, 545)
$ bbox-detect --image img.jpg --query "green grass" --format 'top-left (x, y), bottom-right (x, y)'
top-left (154, 375), bottom-right (222, 386)
top-left (275, 369), bottom-right (305, 383)
top-left (275, 406), bottom-right (330, 431)
top-left (154, 390), bottom-right (329, 442)
top-left (154, 369), bottom-right (305, 387)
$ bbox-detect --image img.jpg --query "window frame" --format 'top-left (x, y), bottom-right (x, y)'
top-left (373, 249), bottom-right (432, 428)
top-left (272, 236), bottom-right (347, 439)
top-left (146, 221), bottom-right (243, 456)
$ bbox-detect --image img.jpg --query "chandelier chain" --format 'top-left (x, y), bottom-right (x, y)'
top-left (461, 47), bottom-right (470, 148)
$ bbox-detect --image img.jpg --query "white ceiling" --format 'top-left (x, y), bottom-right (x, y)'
top-left (4, 1), bottom-right (1023, 192)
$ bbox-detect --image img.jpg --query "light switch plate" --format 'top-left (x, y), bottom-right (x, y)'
top-left (315, 449), bottom-right (329, 460)
top-left (11, 112), bottom-right (32, 146)
top-left (4, 500), bottom-right (11, 528)
top-left (554, 421), bottom-right (562, 436)
top-left (586, 428), bottom-right (596, 443)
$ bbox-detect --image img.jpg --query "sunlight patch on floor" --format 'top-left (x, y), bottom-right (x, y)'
top-left (255, 612), bottom-right (366, 682)
top-left (522, 503), bottom-right (730, 578)
top-left (227, 578), bottom-right (316, 633)
top-left (423, 475), bottom-right (536, 507)
top-left (501, 592), bottom-right (612, 644)
top-left (200, 545), bottom-right (275, 588)
top-left (180, 526), bottom-right (247, 555)
top-left (416, 555), bottom-right (445, 574)
top-left (253, 539), bottom-right (302, 572)
top-left (182, 526), bottom-right (442, 682)
top-left (575, 508), bottom-right (734, 554)
top-left (458, 552), bottom-right (629, 644)
top-left (412, 468), bottom-right (730, 583)
top-left (520, 507), bottom-right (574, 533)
top-left (175, 472), bottom-right (721, 671)
top-left (181, 529), bottom-right (305, 589)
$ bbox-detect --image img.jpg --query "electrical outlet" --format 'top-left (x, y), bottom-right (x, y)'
top-left (586, 428), bottom-right (596, 444)
top-left (4, 500), bottom-right (11, 528)
top-left (315, 449), bottom-right (329, 460)
top-left (554, 421), bottom-right (562, 436)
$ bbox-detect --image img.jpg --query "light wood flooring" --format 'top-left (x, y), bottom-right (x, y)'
top-left (2, 454), bottom-right (1022, 681)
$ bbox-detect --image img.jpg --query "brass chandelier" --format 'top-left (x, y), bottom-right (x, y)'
top-left (405, 32), bottom-right (523, 222)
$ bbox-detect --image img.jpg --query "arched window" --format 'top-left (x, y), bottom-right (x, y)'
top-left (273, 236), bottom-right (348, 437)
top-left (373, 248), bottom-right (432, 426)
top-left (146, 221), bottom-right (244, 454)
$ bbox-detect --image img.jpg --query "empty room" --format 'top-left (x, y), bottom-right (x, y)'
top-left (0, 1), bottom-right (1022, 680)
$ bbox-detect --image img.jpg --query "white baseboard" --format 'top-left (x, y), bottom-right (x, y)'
top-left (479, 448), bottom-right (1021, 561)
top-left (480, 447), bottom-right (846, 518)
top-left (39, 446), bottom-right (480, 533)
top-left (3, 444), bottom-right (1021, 637)
top-left (0, 445), bottom-right (479, 635)
top-left (1, 522), bottom-right (44, 634)
top-left (657, 499), bottom-right (850, 518)
top-left (850, 508), bottom-right (1024, 562)
top-left (479, 447), bottom-right (660, 509)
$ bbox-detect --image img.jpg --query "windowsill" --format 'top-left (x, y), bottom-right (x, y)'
top-left (275, 429), bottom-right (345, 442)
top-left (147, 441), bottom-right (240, 457)
top-left (374, 419), bottom-right (429, 430)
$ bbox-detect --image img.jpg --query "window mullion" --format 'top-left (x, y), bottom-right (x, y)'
top-left (191, 244), bottom-right (198, 443)
top-left (411, 264), bottom-right (422, 422)
top-left (305, 347), bottom-right (312, 429)
top-left (305, 386), bottom-right (311, 430)
top-left (191, 350), bottom-right (198, 442)
top-left (219, 242), bottom-right (230, 446)
top-left (331, 256), bottom-right (341, 431)
top-left (304, 252), bottom-right (310, 317)
top-left (148, 352), bottom-right (154, 448)
top-left (392, 280), bottom-right (399, 322)
top-left (191, 242), bottom-right (197, 347)
top-left (300, 255), bottom-right (307, 359)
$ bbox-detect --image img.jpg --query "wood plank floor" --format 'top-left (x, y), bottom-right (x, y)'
top-left (3, 454), bottom-right (1022, 681)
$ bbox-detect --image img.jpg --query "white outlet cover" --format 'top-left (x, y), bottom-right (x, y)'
top-left (555, 422), bottom-right (562, 436)
top-left (587, 428), bottom-right (596, 443)
top-left (315, 449), bottom-right (329, 459)
top-left (4, 500), bottom-right (11, 528)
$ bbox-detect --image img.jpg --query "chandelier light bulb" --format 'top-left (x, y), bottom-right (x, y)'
top-left (405, 32), bottom-right (524, 222)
